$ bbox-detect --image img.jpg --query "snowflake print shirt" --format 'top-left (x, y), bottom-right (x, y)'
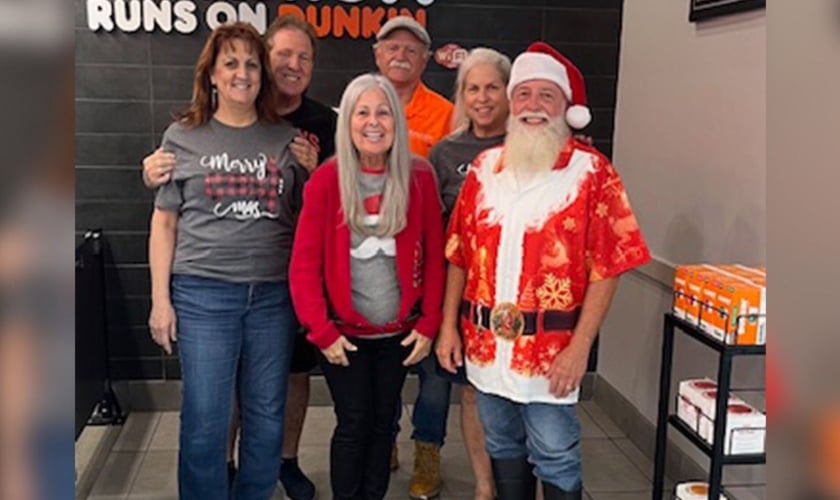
top-left (446, 137), bottom-right (650, 404)
top-left (155, 118), bottom-right (307, 283)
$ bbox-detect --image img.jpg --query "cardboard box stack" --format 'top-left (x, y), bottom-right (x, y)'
top-left (675, 482), bottom-right (729, 499)
top-left (672, 264), bottom-right (766, 345)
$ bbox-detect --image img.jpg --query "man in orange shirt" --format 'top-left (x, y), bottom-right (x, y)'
top-left (374, 16), bottom-right (453, 159)
top-left (372, 15), bottom-right (454, 500)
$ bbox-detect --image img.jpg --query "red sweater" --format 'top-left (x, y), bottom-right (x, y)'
top-left (289, 157), bottom-right (445, 350)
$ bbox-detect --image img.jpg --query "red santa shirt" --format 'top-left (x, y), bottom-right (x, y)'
top-left (446, 137), bottom-right (650, 404)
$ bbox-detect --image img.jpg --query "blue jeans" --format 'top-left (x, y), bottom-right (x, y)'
top-left (476, 391), bottom-right (582, 492)
top-left (394, 354), bottom-right (453, 446)
top-left (172, 274), bottom-right (296, 500)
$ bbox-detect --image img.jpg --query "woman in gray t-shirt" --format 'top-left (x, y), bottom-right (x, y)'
top-left (147, 23), bottom-right (306, 500)
top-left (427, 47), bottom-right (511, 500)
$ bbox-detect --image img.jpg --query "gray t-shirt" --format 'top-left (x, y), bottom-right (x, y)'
top-left (155, 118), bottom-right (306, 283)
top-left (428, 128), bottom-right (505, 224)
top-left (349, 170), bottom-right (401, 326)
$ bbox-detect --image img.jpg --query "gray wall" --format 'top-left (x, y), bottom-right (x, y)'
top-left (602, 0), bottom-right (766, 487)
top-left (74, 0), bottom-right (625, 380)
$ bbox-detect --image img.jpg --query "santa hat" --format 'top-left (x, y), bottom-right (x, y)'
top-left (507, 41), bottom-right (591, 130)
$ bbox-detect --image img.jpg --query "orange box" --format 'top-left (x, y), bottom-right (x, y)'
top-left (747, 274), bottom-right (766, 344)
top-left (673, 265), bottom-right (708, 321)
top-left (684, 265), bottom-right (723, 326)
top-left (709, 274), bottom-right (765, 345)
top-left (717, 264), bottom-right (763, 281)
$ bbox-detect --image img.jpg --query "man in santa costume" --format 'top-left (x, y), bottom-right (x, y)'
top-left (436, 41), bottom-right (650, 500)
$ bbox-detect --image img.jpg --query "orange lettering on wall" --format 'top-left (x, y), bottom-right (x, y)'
top-left (333, 6), bottom-right (360, 38)
top-left (361, 6), bottom-right (386, 38)
top-left (412, 10), bottom-right (426, 27)
top-left (278, 4), bottom-right (304, 20)
top-left (276, 6), bottom-right (426, 40)
top-left (384, 8), bottom-right (426, 27)
top-left (306, 5), bottom-right (331, 38)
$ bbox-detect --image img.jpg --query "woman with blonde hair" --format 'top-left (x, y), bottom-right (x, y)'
top-left (289, 73), bottom-right (444, 499)
top-left (431, 46), bottom-right (511, 500)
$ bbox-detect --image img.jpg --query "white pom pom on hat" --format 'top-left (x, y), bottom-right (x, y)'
top-left (507, 41), bottom-right (591, 130)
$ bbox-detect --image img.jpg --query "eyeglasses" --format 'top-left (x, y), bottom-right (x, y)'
top-left (376, 41), bottom-right (428, 59)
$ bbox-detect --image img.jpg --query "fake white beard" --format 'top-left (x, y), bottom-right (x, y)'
top-left (504, 112), bottom-right (570, 175)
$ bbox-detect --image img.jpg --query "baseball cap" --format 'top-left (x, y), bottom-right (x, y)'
top-left (376, 16), bottom-right (431, 47)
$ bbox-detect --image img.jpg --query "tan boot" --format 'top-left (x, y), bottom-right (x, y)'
top-left (408, 440), bottom-right (442, 499)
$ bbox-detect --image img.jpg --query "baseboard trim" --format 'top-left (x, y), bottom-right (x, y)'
top-left (111, 371), bottom-right (597, 411)
top-left (74, 423), bottom-right (122, 499)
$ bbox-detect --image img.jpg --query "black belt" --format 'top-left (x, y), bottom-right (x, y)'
top-left (460, 300), bottom-right (580, 335)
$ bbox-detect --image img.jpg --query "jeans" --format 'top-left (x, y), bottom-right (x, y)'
top-left (172, 274), bottom-right (296, 500)
top-left (320, 333), bottom-right (411, 500)
top-left (393, 354), bottom-right (453, 446)
top-left (411, 354), bottom-right (453, 445)
top-left (476, 390), bottom-right (582, 492)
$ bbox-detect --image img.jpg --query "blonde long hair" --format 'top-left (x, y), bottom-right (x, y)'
top-left (335, 73), bottom-right (411, 237)
top-left (450, 47), bottom-right (512, 133)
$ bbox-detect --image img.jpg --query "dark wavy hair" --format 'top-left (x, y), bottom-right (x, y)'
top-left (176, 22), bottom-right (283, 127)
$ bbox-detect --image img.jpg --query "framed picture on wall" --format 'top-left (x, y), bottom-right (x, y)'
top-left (689, 0), bottom-right (765, 22)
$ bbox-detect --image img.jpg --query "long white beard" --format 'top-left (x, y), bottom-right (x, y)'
top-left (504, 112), bottom-right (570, 175)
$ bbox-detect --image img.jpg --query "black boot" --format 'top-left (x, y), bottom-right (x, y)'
top-left (491, 458), bottom-right (536, 500)
top-left (542, 480), bottom-right (582, 500)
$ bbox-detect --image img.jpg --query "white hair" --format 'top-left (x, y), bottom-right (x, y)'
top-left (335, 73), bottom-right (411, 237)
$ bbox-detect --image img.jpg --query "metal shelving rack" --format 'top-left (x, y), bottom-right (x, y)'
top-left (652, 313), bottom-right (765, 500)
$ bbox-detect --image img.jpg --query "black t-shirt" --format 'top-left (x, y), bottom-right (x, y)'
top-left (284, 96), bottom-right (338, 166)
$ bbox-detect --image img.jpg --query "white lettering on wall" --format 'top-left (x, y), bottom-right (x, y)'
top-left (173, 0), bottom-right (198, 33)
top-left (143, 0), bottom-right (171, 32)
top-left (87, 0), bottom-right (114, 31)
top-left (114, 0), bottom-right (142, 32)
top-left (86, 0), bottom-right (197, 32)
top-left (237, 2), bottom-right (266, 34)
top-left (205, 1), bottom-right (236, 30)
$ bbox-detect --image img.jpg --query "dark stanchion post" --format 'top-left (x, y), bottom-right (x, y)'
top-left (86, 230), bottom-right (125, 426)
top-left (652, 313), bottom-right (675, 500)
top-left (708, 350), bottom-right (734, 499)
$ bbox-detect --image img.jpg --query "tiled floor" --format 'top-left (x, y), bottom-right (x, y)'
top-left (83, 398), bottom-right (669, 500)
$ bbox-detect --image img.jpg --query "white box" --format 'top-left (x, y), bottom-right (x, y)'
top-left (676, 482), bottom-right (729, 499)
top-left (676, 378), bottom-right (717, 431)
top-left (696, 389), bottom-right (742, 424)
top-left (698, 402), bottom-right (766, 455)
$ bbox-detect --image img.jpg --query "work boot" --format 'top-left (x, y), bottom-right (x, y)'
top-left (408, 441), bottom-right (442, 499)
top-left (491, 457), bottom-right (536, 500)
top-left (541, 481), bottom-right (582, 500)
top-left (279, 457), bottom-right (316, 500)
top-left (390, 443), bottom-right (399, 472)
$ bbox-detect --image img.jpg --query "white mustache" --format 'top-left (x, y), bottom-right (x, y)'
top-left (389, 60), bottom-right (411, 70)
top-left (515, 111), bottom-right (551, 121)
top-left (350, 236), bottom-right (396, 259)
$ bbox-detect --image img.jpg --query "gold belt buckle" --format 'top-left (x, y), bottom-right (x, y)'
top-left (490, 302), bottom-right (524, 341)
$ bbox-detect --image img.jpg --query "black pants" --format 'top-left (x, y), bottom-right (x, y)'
top-left (319, 333), bottom-right (411, 500)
